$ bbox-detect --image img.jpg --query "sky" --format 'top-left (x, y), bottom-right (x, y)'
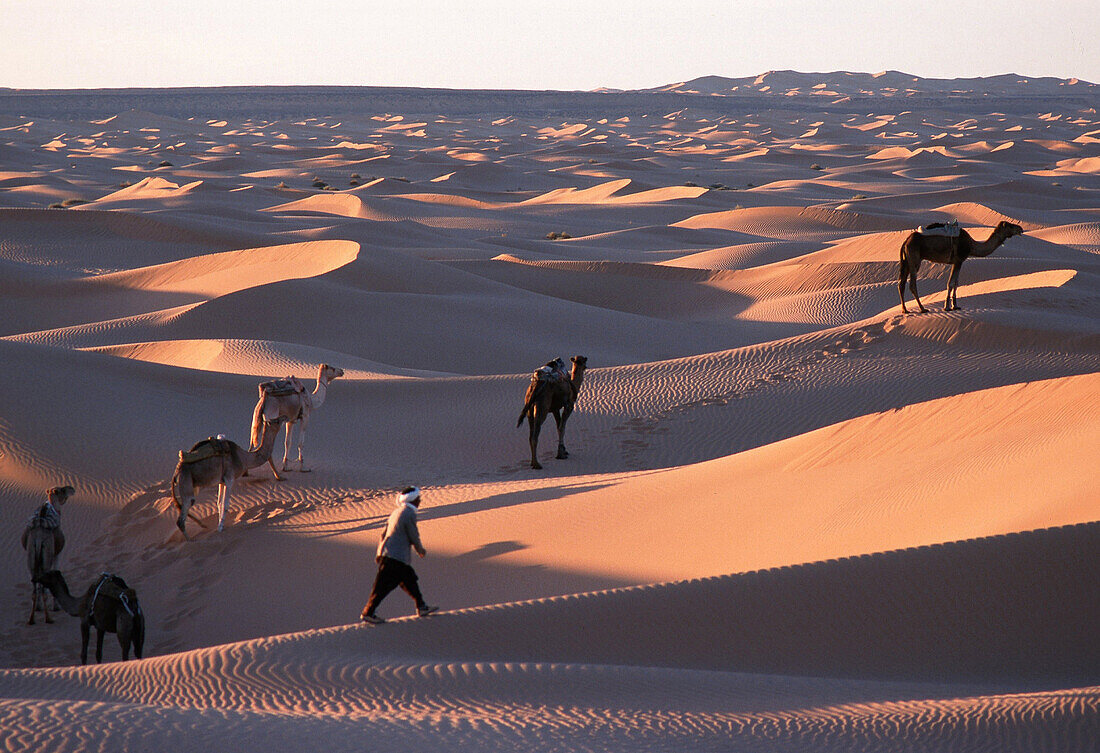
top-left (2, 0), bottom-right (1097, 90)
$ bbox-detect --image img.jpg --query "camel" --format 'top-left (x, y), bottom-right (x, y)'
top-left (170, 416), bottom-right (286, 537)
top-left (517, 356), bottom-right (588, 470)
top-left (21, 485), bottom-right (75, 625)
top-left (36, 570), bottom-right (144, 664)
top-left (899, 220), bottom-right (1024, 313)
top-left (249, 363), bottom-right (344, 472)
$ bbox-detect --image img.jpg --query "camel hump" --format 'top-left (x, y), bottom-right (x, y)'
top-left (916, 219), bottom-right (960, 237)
top-left (260, 376), bottom-right (306, 397)
top-left (532, 358), bottom-right (568, 383)
top-left (180, 437), bottom-right (234, 464)
top-left (26, 503), bottom-right (61, 531)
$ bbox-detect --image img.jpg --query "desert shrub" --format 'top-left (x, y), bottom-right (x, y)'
top-left (275, 181), bottom-right (288, 188)
top-left (810, 163), bottom-right (824, 171)
top-left (311, 179), bottom-right (328, 188)
top-left (684, 181), bottom-right (697, 187)
top-left (50, 198), bottom-right (89, 208)
top-left (157, 160), bottom-right (172, 167)
top-left (546, 231), bottom-right (572, 240)
top-left (118, 181), bottom-right (133, 188)
top-left (349, 179), bottom-right (360, 186)
top-left (852, 194), bottom-right (867, 200)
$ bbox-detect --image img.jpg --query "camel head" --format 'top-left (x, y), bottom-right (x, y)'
top-left (995, 221), bottom-right (1024, 239)
top-left (320, 363), bottom-right (344, 383)
top-left (47, 485), bottom-right (75, 507)
top-left (570, 355), bottom-right (588, 374)
top-left (35, 569), bottom-right (66, 591)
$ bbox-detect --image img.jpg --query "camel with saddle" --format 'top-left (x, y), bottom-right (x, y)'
top-left (250, 363), bottom-right (344, 472)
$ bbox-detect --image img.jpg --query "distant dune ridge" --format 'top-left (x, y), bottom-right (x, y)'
top-left (0, 72), bottom-right (1097, 751)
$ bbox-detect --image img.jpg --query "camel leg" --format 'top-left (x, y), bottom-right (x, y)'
top-left (95, 628), bottom-right (105, 664)
top-left (946, 263), bottom-right (962, 311)
top-left (119, 620), bottom-right (131, 661)
top-left (80, 622), bottom-right (91, 665)
top-left (555, 406), bottom-right (572, 459)
top-left (908, 264), bottom-right (927, 314)
top-left (528, 411), bottom-right (544, 470)
top-left (898, 258), bottom-right (911, 314)
top-left (42, 585), bottom-right (52, 624)
top-left (282, 421), bottom-right (296, 472)
top-left (217, 477), bottom-right (234, 532)
top-left (296, 416), bottom-right (311, 473)
top-left (268, 458), bottom-right (283, 481)
top-left (27, 583), bottom-right (39, 625)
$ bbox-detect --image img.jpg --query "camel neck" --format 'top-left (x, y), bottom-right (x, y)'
top-left (972, 229), bottom-right (1009, 257)
top-left (311, 377), bottom-right (328, 408)
top-left (247, 424), bottom-right (280, 468)
top-left (46, 578), bottom-right (83, 616)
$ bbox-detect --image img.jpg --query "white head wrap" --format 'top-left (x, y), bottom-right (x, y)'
top-left (397, 486), bottom-right (421, 507)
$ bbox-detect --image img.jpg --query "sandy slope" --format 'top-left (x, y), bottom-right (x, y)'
top-left (0, 76), bottom-right (1097, 751)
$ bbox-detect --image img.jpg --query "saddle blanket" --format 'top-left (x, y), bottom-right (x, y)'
top-left (179, 436), bottom-right (234, 464)
top-left (532, 358), bottom-right (568, 382)
top-left (260, 376), bottom-right (306, 397)
top-left (916, 220), bottom-right (960, 237)
top-left (25, 502), bottom-right (61, 531)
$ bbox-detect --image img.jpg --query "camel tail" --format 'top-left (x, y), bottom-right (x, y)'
top-left (170, 461), bottom-right (183, 513)
top-left (130, 598), bottom-right (146, 659)
top-left (516, 379), bottom-right (543, 427)
top-left (30, 537), bottom-right (47, 579)
top-left (249, 392), bottom-right (267, 451)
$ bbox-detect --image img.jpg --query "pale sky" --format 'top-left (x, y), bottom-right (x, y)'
top-left (2, 0), bottom-right (1097, 90)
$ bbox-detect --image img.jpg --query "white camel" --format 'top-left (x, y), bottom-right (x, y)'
top-left (249, 363), bottom-right (343, 472)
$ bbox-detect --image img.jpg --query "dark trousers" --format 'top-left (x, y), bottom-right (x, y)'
top-left (363, 557), bottom-right (425, 616)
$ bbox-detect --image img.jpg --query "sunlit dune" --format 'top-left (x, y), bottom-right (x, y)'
top-left (0, 75), bottom-right (1097, 752)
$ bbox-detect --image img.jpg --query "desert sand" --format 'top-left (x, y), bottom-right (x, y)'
top-left (0, 72), bottom-right (1097, 751)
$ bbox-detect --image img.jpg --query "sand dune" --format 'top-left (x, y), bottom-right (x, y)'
top-left (0, 76), bottom-right (1097, 751)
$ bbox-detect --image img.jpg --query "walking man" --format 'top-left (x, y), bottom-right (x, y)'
top-left (361, 486), bottom-right (438, 624)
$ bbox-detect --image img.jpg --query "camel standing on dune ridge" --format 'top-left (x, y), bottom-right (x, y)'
top-left (517, 356), bottom-right (588, 470)
top-left (250, 363), bottom-right (344, 472)
top-left (36, 570), bottom-right (144, 664)
top-left (899, 220), bottom-right (1024, 313)
top-left (22, 485), bottom-right (75, 624)
top-left (170, 416), bottom-right (286, 537)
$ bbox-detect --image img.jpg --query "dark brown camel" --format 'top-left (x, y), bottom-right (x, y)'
top-left (517, 356), bottom-right (588, 470)
top-left (36, 570), bottom-right (145, 664)
top-left (899, 220), bottom-right (1023, 313)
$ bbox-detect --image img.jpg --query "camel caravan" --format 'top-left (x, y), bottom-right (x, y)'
top-left (16, 213), bottom-right (1021, 664)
